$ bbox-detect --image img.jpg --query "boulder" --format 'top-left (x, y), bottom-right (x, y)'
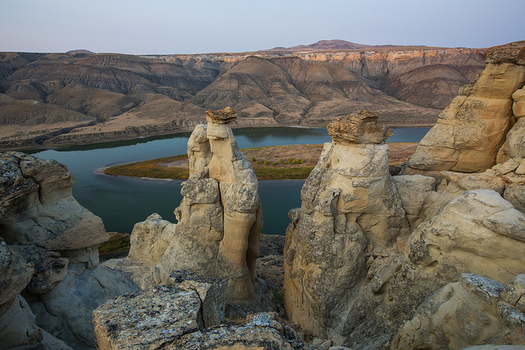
top-left (93, 284), bottom-right (203, 350)
top-left (169, 270), bottom-right (227, 328)
top-left (33, 263), bottom-right (139, 349)
top-left (168, 312), bottom-right (302, 350)
top-left (407, 190), bottom-right (525, 284)
top-left (392, 274), bottom-right (525, 349)
top-left (0, 240), bottom-right (33, 312)
top-left (127, 213), bottom-right (176, 266)
top-left (10, 244), bottom-right (68, 295)
top-left (405, 41), bottom-right (525, 174)
top-left (393, 174), bottom-right (436, 228)
top-left (500, 274), bottom-right (525, 313)
top-left (0, 152), bottom-right (109, 262)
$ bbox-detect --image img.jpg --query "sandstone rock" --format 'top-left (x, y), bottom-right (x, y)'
top-left (484, 40), bottom-right (525, 65)
top-left (500, 274), bottom-right (525, 312)
top-left (392, 273), bottom-right (525, 349)
top-left (0, 293), bottom-right (74, 350)
top-left (513, 86), bottom-right (525, 118)
top-left (93, 284), bottom-right (203, 350)
top-left (127, 213), bottom-right (176, 266)
top-left (326, 110), bottom-right (393, 144)
top-left (407, 190), bottom-right (525, 284)
top-left (205, 106), bottom-right (238, 124)
top-left (504, 183), bottom-right (525, 213)
top-left (34, 263), bottom-right (139, 349)
top-left (284, 115), bottom-right (409, 337)
top-left (167, 312), bottom-right (302, 350)
top-left (156, 109), bottom-right (263, 305)
top-left (10, 244), bottom-right (68, 294)
top-left (0, 294), bottom-right (43, 349)
top-left (497, 118), bottom-right (525, 165)
top-left (102, 256), bottom-right (156, 290)
top-left (405, 41), bottom-right (525, 173)
top-left (0, 240), bottom-right (33, 311)
top-left (169, 269), bottom-right (227, 328)
top-left (393, 174), bottom-right (436, 228)
top-left (0, 152), bottom-right (109, 259)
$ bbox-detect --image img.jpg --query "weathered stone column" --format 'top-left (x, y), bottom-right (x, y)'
top-left (156, 107), bottom-right (263, 304)
top-left (283, 111), bottom-right (409, 336)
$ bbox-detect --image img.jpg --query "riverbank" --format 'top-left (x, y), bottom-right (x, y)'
top-left (0, 123), bottom-right (432, 152)
top-left (102, 143), bottom-right (418, 180)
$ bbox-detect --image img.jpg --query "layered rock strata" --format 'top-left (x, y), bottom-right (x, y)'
top-left (283, 111), bottom-right (409, 336)
top-left (405, 40), bottom-right (525, 173)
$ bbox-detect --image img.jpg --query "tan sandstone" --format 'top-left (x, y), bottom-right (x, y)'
top-left (405, 41), bottom-right (525, 174)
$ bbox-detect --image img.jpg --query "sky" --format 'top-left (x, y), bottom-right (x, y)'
top-left (0, 0), bottom-right (523, 55)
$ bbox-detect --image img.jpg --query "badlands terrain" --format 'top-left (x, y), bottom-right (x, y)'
top-left (0, 40), bottom-right (485, 149)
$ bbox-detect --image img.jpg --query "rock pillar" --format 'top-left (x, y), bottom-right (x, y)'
top-left (283, 111), bottom-right (409, 336)
top-left (156, 107), bottom-right (263, 304)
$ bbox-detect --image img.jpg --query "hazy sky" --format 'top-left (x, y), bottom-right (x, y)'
top-left (1, 0), bottom-right (523, 55)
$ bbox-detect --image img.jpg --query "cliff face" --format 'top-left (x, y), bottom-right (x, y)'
top-left (0, 44), bottom-right (484, 149)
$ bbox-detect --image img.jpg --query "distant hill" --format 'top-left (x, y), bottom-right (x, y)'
top-left (0, 41), bottom-right (486, 149)
top-left (266, 39), bottom-right (375, 52)
top-left (264, 39), bottom-right (431, 52)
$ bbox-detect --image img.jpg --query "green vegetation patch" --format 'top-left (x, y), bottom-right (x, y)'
top-left (98, 235), bottom-right (130, 254)
top-left (254, 166), bottom-right (315, 180)
top-left (104, 155), bottom-right (189, 179)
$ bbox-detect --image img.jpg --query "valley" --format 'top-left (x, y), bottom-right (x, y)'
top-left (0, 40), bottom-right (485, 149)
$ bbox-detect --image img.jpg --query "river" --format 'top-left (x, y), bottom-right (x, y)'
top-left (31, 126), bottom-right (429, 235)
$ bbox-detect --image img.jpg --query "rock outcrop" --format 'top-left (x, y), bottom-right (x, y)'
top-left (0, 152), bottom-right (139, 349)
top-left (107, 108), bottom-right (265, 308)
top-left (282, 41), bottom-right (525, 349)
top-left (0, 151), bottom-right (108, 266)
top-left (283, 111), bottom-right (409, 336)
top-left (392, 274), bottom-right (525, 349)
top-left (93, 270), bottom-right (303, 350)
top-left (405, 40), bottom-right (525, 174)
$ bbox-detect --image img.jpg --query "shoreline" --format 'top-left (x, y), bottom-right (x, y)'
top-left (98, 142), bottom-right (418, 181)
top-left (1, 123), bottom-right (432, 153)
